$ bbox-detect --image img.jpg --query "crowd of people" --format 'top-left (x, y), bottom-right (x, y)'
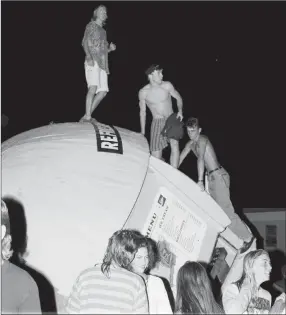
top-left (2, 200), bottom-right (285, 314)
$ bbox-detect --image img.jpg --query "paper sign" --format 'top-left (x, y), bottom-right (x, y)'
top-left (142, 187), bottom-right (207, 290)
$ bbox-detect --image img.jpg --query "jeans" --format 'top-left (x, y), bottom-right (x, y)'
top-left (208, 167), bottom-right (252, 241)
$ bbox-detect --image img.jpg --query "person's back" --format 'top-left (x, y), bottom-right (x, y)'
top-left (66, 263), bottom-right (148, 314)
top-left (175, 261), bottom-right (224, 314)
top-left (2, 259), bottom-right (41, 314)
top-left (1, 199), bottom-right (41, 314)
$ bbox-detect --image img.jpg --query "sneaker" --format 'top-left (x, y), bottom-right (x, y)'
top-left (240, 236), bottom-right (255, 254)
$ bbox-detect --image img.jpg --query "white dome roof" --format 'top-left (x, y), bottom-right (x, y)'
top-left (2, 122), bottom-right (150, 296)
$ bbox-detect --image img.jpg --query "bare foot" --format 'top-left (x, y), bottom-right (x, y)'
top-left (79, 115), bottom-right (91, 123)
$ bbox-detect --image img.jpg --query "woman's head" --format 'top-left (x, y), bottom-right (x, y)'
top-left (128, 236), bottom-right (160, 275)
top-left (244, 250), bottom-right (271, 286)
top-left (176, 261), bottom-right (223, 314)
top-left (101, 229), bottom-right (147, 276)
top-left (236, 249), bottom-right (272, 289)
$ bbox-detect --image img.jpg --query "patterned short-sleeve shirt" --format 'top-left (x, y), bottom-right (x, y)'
top-left (82, 21), bottom-right (109, 74)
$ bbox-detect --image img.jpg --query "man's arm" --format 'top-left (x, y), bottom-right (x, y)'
top-left (82, 24), bottom-right (101, 61)
top-left (82, 36), bottom-right (92, 60)
top-left (179, 141), bottom-right (192, 167)
top-left (82, 24), bottom-right (92, 59)
top-left (138, 89), bottom-right (147, 135)
top-left (165, 81), bottom-right (183, 120)
top-left (196, 137), bottom-right (208, 190)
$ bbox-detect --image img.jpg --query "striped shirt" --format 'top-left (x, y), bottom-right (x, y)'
top-left (65, 264), bottom-right (149, 314)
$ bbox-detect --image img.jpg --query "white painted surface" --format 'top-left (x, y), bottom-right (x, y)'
top-left (2, 122), bottom-right (250, 309)
top-left (2, 123), bottom-right (150, 296)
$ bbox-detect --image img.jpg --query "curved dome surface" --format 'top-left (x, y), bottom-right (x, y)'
top-left (2, 122), bottom-right (150, 296)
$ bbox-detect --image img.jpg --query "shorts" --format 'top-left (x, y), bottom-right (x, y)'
top-left (150, 117), bottom-right (169, 152)
top-left (84, 60), bottom-right (109, 93)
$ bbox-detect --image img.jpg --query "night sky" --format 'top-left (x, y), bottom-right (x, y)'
top-left (2, 1), bottom-right (286, 209)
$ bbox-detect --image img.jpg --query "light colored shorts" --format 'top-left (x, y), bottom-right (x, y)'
top-left (84, 60), bottom-right (109, 93)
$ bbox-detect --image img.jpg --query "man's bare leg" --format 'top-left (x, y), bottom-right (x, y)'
top-left (151, 150), bottom-right (163, 160)
top-left (90, 91), bottom-right (107, 115)
top-left (81, 85), bottom-right (97, 121)
top-left (170, 139), bottom-right (180, 168)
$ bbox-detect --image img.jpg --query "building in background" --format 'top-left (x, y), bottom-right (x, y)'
top-left (243, 208), bottom-right (286, 253)
top-left (244, 208), bottom-right (286, 299)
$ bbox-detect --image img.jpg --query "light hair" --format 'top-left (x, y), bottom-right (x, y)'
top-left (234, 249), bottom-right (269, 290)
top-left (92, 5), bottom-right (107, 24)
top-left (1, 200), bottom-right (13, 260)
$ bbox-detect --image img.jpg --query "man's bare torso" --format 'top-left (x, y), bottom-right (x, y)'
top-left (142, 82), bottom-right (173, 119)
top-left (189, 135), bottom-right (220, 172)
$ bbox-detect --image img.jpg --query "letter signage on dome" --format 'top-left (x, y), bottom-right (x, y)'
top-left (92, 122), bottom-right (123, 154)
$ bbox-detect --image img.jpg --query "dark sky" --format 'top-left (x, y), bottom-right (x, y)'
top-left (2, 1), bottom-right (286, 208)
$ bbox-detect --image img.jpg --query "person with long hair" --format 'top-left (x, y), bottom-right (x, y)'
top-left (175, 261), bottom-right (224, 314)
top-left (1, 199), bottom-right (41, 314)
top-left (222, 249), bottom-right (285, 314)
top-left (127, 234), bottom-right (173, 314)
top-left (65, 229), bottom-right (148, 314)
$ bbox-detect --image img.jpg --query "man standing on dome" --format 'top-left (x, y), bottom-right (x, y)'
top-left (80, 5), bottom-right (116, 122)
top-left (138, 64), bottom-right (184, 168)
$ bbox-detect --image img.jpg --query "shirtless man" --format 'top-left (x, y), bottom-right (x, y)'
top-left (179, 117), bottom-right (254, 253)
top-left (81, 5), bottom-right (116, 122)
top-left (138, 65), bottom-right (183, 168)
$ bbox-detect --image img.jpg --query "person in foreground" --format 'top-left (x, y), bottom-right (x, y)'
top-left (222, 249), bottom-right (285, 314)
top-left (1, 200), bottom-right (42, 314)
top-left (138, 64), bottom-right (184, 168)
top-left (179, 117), bottom-right (254, 253)
top-left (128, 233), bottom-right (173, 314)
top-left (65, 229), bottom-right (149, 314)
top-left (81, 5), bottom-right (116, 122)
top-left (175, 261), bottom-right (224, 314)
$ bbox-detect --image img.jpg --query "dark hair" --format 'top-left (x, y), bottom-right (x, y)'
top-left (175, 261), bottom-right (224, 314)
top-left (145, 237), bottom-right (160, 272)
top-left (145, 64), bottom-right (162, 77)
top-left (125, 231), bottom-right (160, 273)
top-left (101, 229), bottom-right (147, 277)
top-left (185, 117), bottom-right (200, 129)
top-left (234, 249), bottom-right (269, 290)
